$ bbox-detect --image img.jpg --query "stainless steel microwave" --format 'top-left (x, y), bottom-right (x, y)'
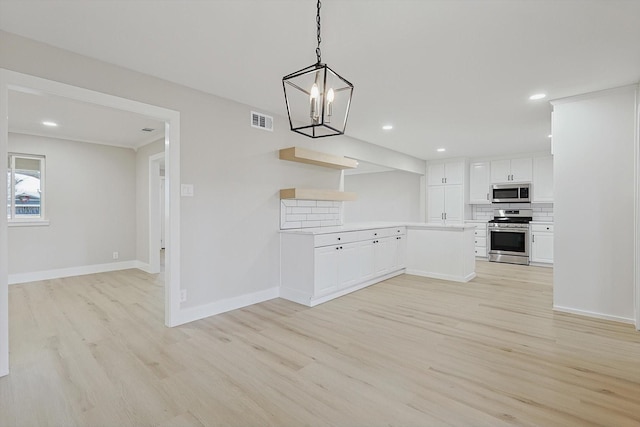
top-left (491, 183), bottom-right (531, 203)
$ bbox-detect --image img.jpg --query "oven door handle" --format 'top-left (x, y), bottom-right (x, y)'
top-left (490, 228), bottom-right (528, 234)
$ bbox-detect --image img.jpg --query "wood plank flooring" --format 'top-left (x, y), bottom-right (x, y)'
top-left (1, 262), bottom-right (640, 426)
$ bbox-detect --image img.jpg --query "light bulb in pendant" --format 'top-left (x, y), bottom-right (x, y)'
top-left (326, 88), bottom-right (334, 123)
top-left (310, 83), bottom-right (320, 121)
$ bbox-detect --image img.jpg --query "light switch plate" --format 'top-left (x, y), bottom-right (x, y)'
top-left (181, 184), bottom-right (194, 197)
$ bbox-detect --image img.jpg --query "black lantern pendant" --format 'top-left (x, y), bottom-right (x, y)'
top-left (282, 0), bottom-right (354, 138)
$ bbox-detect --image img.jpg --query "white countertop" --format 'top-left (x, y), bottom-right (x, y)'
top-left (280, 222), bottom-right (476, 235)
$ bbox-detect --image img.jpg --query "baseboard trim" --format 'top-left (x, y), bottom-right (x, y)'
top-left (8, 260), bottom-right (143, 284)
top-left (134, 261), bottom-right (153, 274)
top-left (553, 305), bottom-right (635, 325)
top-left (175, 286), bottom-right (280, 326)
top-left (405, 269), bottom-right (476, 283)
top-left (308, 270), bottom-right (405, 307)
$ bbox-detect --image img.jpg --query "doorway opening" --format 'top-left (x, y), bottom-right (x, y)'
top-left (0, 69), bottom-right (182, 377)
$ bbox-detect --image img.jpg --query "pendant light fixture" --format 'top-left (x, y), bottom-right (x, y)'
top-left (282, 0), bottom-right (354, 138)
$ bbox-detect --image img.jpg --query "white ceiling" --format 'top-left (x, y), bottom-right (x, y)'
top-left (1, 0), bottom-right (639, 160)
top-left (9, 90), bottom-right (165, 149)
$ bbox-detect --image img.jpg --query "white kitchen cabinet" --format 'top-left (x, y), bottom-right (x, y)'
top-left (491, 157), bottom-right (532, 183)
top-left (469, 161), bottom-right (491, 204)
top-left (533, 156), bottom-right (554, 202)
top-left (281, 227), bottom-right (406, 306)
top-left (313, 245), bottom-right (340, 296)
top-left (530, 223), bottom-right (553, 264)
top-left (427, 160), bottom-right (464, 186)
top-left (373, 237), bottom-right (395, 276)
top-left (337, 242), bottom-right (363, 289)
top-left (427, 185), bottom-right (463, 223)
top-left (392, 234), bottom-right (407, 271)
top-left (465, 221), bottom-right (488, 258)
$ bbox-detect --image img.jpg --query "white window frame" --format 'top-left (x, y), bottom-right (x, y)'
top-left (7, 152), bottom-right (49, 227)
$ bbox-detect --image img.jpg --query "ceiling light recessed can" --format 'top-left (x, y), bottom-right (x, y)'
top-left (437, 148), bottom-right (446, 152)
top-left (548, 134), bottom-right (553, 138)
top-left (529, 93), bottom-right (546, 100)
top-left (42, 121), bottom-right (58, 127)
top-left (382, 125), bottom-right (393, 130)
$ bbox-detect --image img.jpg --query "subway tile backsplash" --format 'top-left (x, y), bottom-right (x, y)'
top-left (473, 203), bottom-right (554, 222)
top-left (281, 199), bottom-right (344, 229)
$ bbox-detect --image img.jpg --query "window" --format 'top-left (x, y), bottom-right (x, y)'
top-left (7, 153), bottom-right (46, 223)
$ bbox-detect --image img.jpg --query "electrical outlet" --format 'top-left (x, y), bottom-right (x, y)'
top-left (180, 289), bottom-right (187, 302)
top-left (112, 252), bottom-right (119, 260)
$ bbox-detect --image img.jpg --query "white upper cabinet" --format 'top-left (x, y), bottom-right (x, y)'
top-left (427, 161), bottom-right (464, 186)
top-left (532, 156), bottom-right (554, 203)
top-left (490, 157), bottom-right (532, 183)
top-left (469, 161), bottom-right (491, 204)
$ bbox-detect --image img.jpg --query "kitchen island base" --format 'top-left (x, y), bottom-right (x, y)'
top-left (404, 225), bottom-right (476, 282)
top-left (280, 223), bottom-right (477, 307)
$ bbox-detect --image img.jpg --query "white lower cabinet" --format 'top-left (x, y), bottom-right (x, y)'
top-left (281, 227), bottom-right (406, 306)
top-left (465, 221), bottom-right (488, 258)
top-left (530, 223), bottom-right (554, 264)
top-left (313, 245), bottom-right (340, 296)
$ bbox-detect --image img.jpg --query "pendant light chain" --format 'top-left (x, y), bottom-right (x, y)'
top-left (315, 0), bottom-right (322, 64)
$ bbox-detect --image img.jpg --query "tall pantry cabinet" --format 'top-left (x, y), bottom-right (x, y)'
top-left (426, 160), bottom-right (469, 223)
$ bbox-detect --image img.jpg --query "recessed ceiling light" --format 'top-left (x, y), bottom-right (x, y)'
top-left (529, 93), bottom-right (546, 100)
top-left (382, 125), bottom-right (393, 130)
top-left (42, 121), bottom-right (58, 127)
top-left (548, 134), bottom-right (553, 138)
top-left (437, 148), bottom-right (446, 152)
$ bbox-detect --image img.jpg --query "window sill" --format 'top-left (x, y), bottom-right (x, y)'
top-left (8, 219), bottom-right (50, 227)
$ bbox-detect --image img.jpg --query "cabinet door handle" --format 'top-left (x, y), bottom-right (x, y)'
top-left (337, 237), bottom-right (341, 241)
top-left (532, 235), bottom-right (535, 243)
top-left (486, 193), bottom-right (489, 200)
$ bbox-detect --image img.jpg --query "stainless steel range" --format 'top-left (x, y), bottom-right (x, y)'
top-left (488, 209), bottom-right (532, 265)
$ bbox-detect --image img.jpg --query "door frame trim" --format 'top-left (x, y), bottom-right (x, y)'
top-left (0, 69), bottom-right (182, 377)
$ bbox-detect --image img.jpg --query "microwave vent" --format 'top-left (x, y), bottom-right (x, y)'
top-left (251, 111), bottom-right (273, 131)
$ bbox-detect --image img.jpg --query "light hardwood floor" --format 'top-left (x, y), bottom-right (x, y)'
top-left (1, 262), bottom-right (640, 426)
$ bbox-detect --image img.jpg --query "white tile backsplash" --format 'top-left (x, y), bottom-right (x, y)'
top-left (281, 200), bottom-right (344, 229)
top-left (472, 203), bottom-right (554, 222)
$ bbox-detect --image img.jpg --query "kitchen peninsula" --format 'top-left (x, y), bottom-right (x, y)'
top-left (280, 222), bottom-right (476, 307)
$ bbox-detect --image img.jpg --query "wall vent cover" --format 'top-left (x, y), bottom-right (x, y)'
top-left (251, 111), bottom-right (273, 131)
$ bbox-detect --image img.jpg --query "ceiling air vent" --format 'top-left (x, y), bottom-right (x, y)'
top-left (251, 111), bottom-right (273, 131)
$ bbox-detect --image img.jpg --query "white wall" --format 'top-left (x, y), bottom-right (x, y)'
top-left (8, 133), bottom-right (136, 275)
top-left (135, 138), bottom-right (164, 265)
top-left (344, 171), bottom-right (422, 223)
top-left (552, 85), bottom-right (637, 322)
top-left (0, 31), bottom-right (425, 314)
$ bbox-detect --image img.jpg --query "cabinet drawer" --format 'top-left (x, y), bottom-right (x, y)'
top-left (314, 231), bottom-right (360, 247)
top-left (473, 228), bottom-right (487, 237)
top-left (531, 224), bottom-right (554, 233)
top-left (360, 227), bottom-right (405, 240)
top-left (474, 237), bottom-right (487, 248)
top-left (474, 246), bottom-right (487, 256)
